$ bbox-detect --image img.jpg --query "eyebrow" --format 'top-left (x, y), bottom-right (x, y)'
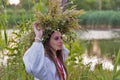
top-left (53, 35), bottom-right (62, 37)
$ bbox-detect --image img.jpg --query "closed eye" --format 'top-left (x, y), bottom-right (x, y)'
top-left (54, 36), bottom-right (62, 40)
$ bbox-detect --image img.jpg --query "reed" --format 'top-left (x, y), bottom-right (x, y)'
top-left (79, 11), bottom-right (120, 29)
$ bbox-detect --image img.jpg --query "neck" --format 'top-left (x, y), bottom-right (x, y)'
top-left (53, 51), bottom-right (57, 57)
top-left (50, 47), bottom-right (57, 57)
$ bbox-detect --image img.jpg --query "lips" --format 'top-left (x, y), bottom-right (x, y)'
top-left (58, 45), bottom-right (62, 48)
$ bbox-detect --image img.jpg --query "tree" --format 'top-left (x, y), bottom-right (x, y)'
top-left (97, 0), bottom-right (102, 10)
top-left (69, 0), bottom-right (120, 10)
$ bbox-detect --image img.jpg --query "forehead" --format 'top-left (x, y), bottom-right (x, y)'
top-left (51, 31), bottom-right (62, 37)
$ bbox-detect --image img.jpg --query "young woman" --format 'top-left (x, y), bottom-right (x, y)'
top-left (23, 22), bottom-right (69, 80)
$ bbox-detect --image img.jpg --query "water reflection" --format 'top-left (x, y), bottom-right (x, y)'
top-left (78, 29), bottom-right (120, 40)
top-left (78, 29), bottom-right (120, 71)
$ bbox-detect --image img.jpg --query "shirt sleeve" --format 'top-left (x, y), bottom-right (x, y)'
top-left (62, 45), bottom-right (69, 61)
top-left (23, 42), bottom-right (45, 78)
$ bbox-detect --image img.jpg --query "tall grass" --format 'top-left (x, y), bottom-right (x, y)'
top-left (112, 49), bottom-right (120, 80)
top-left (0, 18), bottom-right (34, 80)
top-left (1, 1), bottom-right (120, 80)
top-left (1, 26), bottom-right (120, 80)
top-left (66, 49), bottom-right (120, 80)
top-left (79, 11), bottom-right (120, 29)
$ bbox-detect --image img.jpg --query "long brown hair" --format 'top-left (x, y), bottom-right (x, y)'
top-left (43, 31), bottom-right (67, 79)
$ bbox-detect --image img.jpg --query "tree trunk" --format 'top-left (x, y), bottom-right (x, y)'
top-left (91, 39), bottom-right (101, 57)
top-left (98, 0), bottom-right (102, 10)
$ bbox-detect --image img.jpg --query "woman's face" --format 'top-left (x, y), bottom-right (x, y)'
top-left (49, 31), bottom-right (63, 51)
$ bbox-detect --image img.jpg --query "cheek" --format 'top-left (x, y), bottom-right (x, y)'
top-left (50, 40), bottom-right (57, 49)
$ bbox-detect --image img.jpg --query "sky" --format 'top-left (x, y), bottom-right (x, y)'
top-left (8, 0), bottom-right (20, 5)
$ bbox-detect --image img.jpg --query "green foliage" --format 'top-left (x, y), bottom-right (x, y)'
top-left (0, 10), bottom-right (34, 28)
top-left (0, 0), bottom-right (83, 79)
top-left (1, 27), bottom-right (120, 80)
top-left (33, 0), bottom-right (48, 14)
top-left (0, 12), bottom-right (8, 49)
top-left (9, 12), bottom-right (34, 28)
top-left (69, 0), bottom-right (97, 10)
top-left (67, 59), bottom-right (113, 80)
top-left (1, 0), bottom-right (120, 80)
top-left (66, 40), bottom-right (83, 65)
top-left (112, 49), bottom-right (120, 80)
top-left (20, 0), bottom-right (34, 10)
top-left (69, 0), bottom-right (120, 10)
top-left (79, 11), bottom-right (120, 29)
top-left (0, 20), bottom-right (34, 79)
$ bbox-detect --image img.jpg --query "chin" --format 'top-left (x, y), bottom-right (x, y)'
top-left (56, 48), bottom-right (62, 51)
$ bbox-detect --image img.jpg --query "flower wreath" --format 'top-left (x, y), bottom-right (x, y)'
top-left (34, 0), bottom-right (84, 42)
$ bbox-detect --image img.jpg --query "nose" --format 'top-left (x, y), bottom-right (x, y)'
top-left (58, 37), bottom-right (63, 43)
